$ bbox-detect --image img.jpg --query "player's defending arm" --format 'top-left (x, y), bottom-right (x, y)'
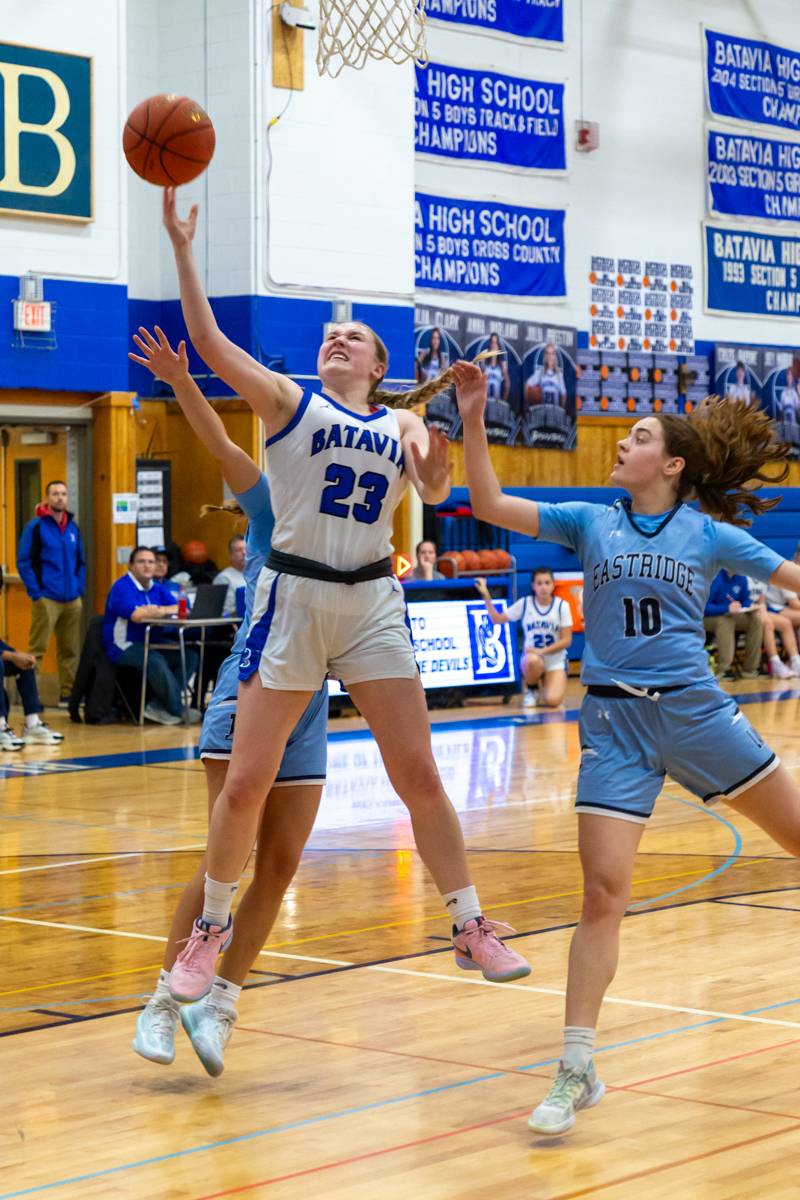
top-left (162, 188), bottom-right (301, 431)
top-left (453, 361), bottom-right (539, 537)
top-left (398, 410), bottom-right (451, 506)
top-left (129, 326), bottom-right (260, 495)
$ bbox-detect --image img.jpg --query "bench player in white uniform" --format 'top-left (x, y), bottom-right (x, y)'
top-left (455, 359), bottom-right (800, 1136)
top-left (129, 330), bottom-right (327, 1076)
top-left (157, 189), bottom-right (530, 1003)
top-left (474, 568), bottom-right (572, 707)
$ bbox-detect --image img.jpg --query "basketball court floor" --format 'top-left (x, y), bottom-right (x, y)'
top-left (3, 677), bottom-right (800, 1198)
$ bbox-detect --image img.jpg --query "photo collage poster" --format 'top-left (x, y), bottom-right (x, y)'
top-left (715, 343), bottom-right (800, 460)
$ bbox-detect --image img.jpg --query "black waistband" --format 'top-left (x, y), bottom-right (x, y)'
top-left (266, 548), bottom-right (393, 586)
top-left (587, 683), bottom-right (688, 699)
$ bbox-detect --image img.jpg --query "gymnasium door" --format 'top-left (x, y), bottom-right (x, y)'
top-left (0, 423), bottom-right (88, 701)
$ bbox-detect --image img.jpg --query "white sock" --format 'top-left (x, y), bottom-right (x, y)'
top-left (0, 717), bottom-right (7, 731)
top-left (791, 655), bottom-right (800, 672)
top-left (201, 875), bottom-right (239, 927)
top-left (24, 714), bottom-right (42, 730)
top-left (151, 968), bottom-right (173, 1004)
top-left (208, 975), bottom-right (241, 1013)
top-left (443, 885), bottom-right (482, 930)
top-left (563, 1026), bottom-right (595, 1072)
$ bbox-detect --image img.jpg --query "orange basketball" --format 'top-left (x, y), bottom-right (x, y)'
top-left (459, 550), bottom-right (479, 571)
top-left (181, 539), bottom-right (208, 564)
top-left (494, 549), bottom-right (511, 569)
top-left (123, 94), bottom-right (215, 186)
top-left (477, 549), bottom-right (498, 570)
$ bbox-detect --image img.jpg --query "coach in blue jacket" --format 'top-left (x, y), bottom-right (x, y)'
top-left (17, 480), bottom-right (85, 707)
top-left (703, 569), bottom-right (763, 680)
top-left (102, 546), bottom-right (199, 725)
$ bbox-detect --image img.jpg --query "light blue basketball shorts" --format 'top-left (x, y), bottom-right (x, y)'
top-left (576, 678), bottom-right (779, 824)
top-left (198, 664), bottom-right (328, 786)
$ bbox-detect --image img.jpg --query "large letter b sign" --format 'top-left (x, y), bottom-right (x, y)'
top-left (0, 43), bottom-right (91, 220)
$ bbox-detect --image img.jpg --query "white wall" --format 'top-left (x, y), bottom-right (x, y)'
top-left (0, 0), bottom-right (127, 284)
top-left (419, 0), bottom-right (800, 345)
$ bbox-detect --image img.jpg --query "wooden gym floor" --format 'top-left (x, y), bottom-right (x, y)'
top-left (3, 677), bottom-right (800, 1199)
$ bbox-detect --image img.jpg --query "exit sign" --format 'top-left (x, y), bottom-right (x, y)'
top-left (13, 300), bottom-right (52, 332)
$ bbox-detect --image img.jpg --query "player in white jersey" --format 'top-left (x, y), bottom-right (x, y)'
top-left (474, 567), bottom-right (572, 707)
top-left (157, 189), bottom-right (530, 1003)
top-left (455, 360), bottom-right (800, 1136)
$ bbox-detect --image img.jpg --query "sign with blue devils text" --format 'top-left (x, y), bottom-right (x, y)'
top-left (415, 62), bottom-right (564, 171)
top-left (415, 192), bottom-right (566, 297)
top-left (705, 223), bottom-right (800, 318)
top-left (427, 0), bottom-right (563, 44)
top-left (0, 42), bottom-right (92, 220)
top-left (708, 128), bottom-right (800, 224)
top-left (705, 29), bottom-right (800, 134)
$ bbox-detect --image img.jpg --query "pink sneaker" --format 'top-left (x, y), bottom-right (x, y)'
top-left (169, 917), bottom-right (233, 1003)
top-left (452, 916), bottom-right (531, 982)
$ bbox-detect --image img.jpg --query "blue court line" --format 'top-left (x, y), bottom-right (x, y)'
top-left (1, 683), bottom-right (797, 780)
top-left (627, 795), bottom-right (743, 910)
top-left (4, 993), bottom-right (800, 1200)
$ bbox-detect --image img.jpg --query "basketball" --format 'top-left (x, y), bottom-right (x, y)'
top-left (525, 384), bottom-right (544, 406)
top-left (494, 549), bottom-right (512, 569)
top-left (123, 94), bottom-right (215, 186)
top-left (477, 549), bottom-right (499, 570)
top-left (461, 550), bottom-right (480, 571)
top-left (181, 539), bottom-right (208, 564)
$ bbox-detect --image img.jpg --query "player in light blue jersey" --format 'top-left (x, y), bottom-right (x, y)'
top-left (454, 360), bottom-right (800, 1136)
top-left (149, 189), bottom-right (530, 1009)
top-left (129, 328), bottom-right (327, 1076)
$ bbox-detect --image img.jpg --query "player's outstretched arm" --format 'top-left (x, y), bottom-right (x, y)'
top-left (474, 577), bottom-right (509, 623)
top-left (453, 362), bottom-right (539, 537)
top-left (130, 326), bottom-right (260, 495)
top-left (162, 188), bottom-right (301, 430)
top-left (771, 559), bottom-right (800, 596)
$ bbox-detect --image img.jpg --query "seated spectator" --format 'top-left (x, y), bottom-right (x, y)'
top-left (213, 535), bottom-right (246, 616)
top-left (153, 547), bottom-right (182, 599)
top-left (102, 546), bottom-right (199, 725)
top-left (475, 567), bottom-right (572, 708)
top-left (409, 540), bottom-right (445, 581)
top-left (703, 569), bottom-right (762, 680)
top-left (750, 578), bottom-right (800, 679)
top-left (0, 568), bottom-right (64, 749)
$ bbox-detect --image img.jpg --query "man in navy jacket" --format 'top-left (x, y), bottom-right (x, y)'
top-left (102, 546), bottom-right (199, 725)
top-left (17, 480), bottom-right (85, 707)
top-left (703, 569), bottom-right (763, 680)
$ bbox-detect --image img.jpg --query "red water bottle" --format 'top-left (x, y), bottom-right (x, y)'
top-left (178, 586), bottom-right (188, 619)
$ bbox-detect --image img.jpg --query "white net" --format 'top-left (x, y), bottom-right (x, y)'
top-left (317, 0), bottom-right (428, 78)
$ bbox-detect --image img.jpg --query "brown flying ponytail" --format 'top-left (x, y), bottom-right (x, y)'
top-left (199, 499), bottom-right (246, 519)
top-left (657, 396), bottom-right (790, 527)
top-left (360, 322), bottom-right (495, 413)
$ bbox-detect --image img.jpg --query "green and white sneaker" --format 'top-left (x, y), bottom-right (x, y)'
top-left (132, 995), bottom-right (180, 1065)
top-left (528, 1060), bottom-right (605, 1135)
top-left (180, 998), bottom-right (237, 1077)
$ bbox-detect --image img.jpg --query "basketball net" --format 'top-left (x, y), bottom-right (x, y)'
top-left (317, 0), bottom-right (428, 78)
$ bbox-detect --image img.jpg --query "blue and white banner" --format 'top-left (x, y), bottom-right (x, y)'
top-left (707, 128), bottom-right (800, 224)
top-left (705, 28), bottom-right (800, 134)
top-left (415, 62), bottom-right (565, 171)
top-left (705, 223), bottom-right (800, 318)
top-left (426, 0), bottom-right (563, 45)
top-left (415, 192), bottom-right (566, 297)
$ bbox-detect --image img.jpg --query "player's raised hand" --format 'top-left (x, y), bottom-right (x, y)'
top-left (163, 186), bottom-right (198, 250)
top-left (410, 426), bottom-right (451, 497)
top-left (452, 360), bottom-right (487, 423)
top-left (129, 325), bottom-right (190, 386)
top-left (474, 576), bottom-right (490, 597)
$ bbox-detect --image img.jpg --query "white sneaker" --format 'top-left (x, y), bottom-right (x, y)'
top-left (184, 707), bottom-right (203, 725)
top-left (21, 721), bottom-right (64, 745)
top-left (522, 690), bottom-right (537, 708)
top-left (528, 1060), bottom-right (605, 1135)
top-left (180, 998), bottom-right (237, 1077)
top-left (132, 995), bottom-right (180, 1065)
top-left (790, 658), bottom-right (800, 678)
top-left (144, 702), bottom-right (182, 725)
top-left (0, 728), bottom-right (24, 751)
top-left (770, 658), bottom-right (793, 680)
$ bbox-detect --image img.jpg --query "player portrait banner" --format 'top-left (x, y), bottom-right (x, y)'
top-left (707, 128), bottom-right (800, 224)
top-left (415, 62), bottom-right (565, 171)
top-left (415, 192), bottom-right (566, 297)
top-left (714, 342), bottom-right (800, 460)
top-left (426, 0), bottom-right (564, 45)
top-left (705, 223), bottom-right (800, 319)
top-left (414, 302), bottom-right (577, 450)
top-left (0, 41), bottom-right (92, 221)
top-left (704, 28), bottom-right (800, 134)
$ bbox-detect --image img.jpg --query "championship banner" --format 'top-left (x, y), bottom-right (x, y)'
top-left (415, 62), bottom-right (565, 172)
top-left (707, 128), bottom-right (800, 224)
top-left (414, 302), bottom-right (577, 449)
top-left (714, 342), bottom-right (800, 460)
top-left (415, 191), bottom-right (566, 297)
top-left (704, 28), bottom-right (800, 134)
top-left (705, 223), bottom-right (800, 318)
top-left (426, 0), bottom-right (564, 45)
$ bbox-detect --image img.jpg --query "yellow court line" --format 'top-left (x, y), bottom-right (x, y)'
top-left (0, 961), bottom-right (163, 999)
top-left (262, 857), bottom-right (772, 949)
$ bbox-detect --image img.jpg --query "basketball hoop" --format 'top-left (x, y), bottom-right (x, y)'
top-left (317, 0), bottom-right (427, 78)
